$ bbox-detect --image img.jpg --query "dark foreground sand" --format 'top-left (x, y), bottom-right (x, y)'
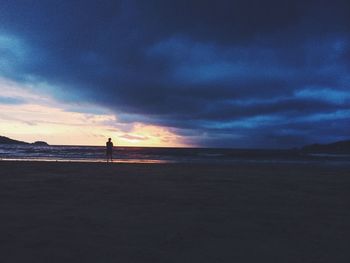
top-left (0, 161), bottom-right (349, 263)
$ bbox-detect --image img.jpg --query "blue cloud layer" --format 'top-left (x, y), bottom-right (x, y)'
top-left (1, 0), bottom-right (349, 147)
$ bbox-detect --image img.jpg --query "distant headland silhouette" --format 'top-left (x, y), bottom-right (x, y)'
top-left (0, 136), bottom-right (49, 146)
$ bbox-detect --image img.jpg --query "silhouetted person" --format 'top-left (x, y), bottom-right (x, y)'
top-left (106, 138), bottom-right (113, 162)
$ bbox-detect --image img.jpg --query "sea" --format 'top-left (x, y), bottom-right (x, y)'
top-left (1, 144), bottom-right (350, 164)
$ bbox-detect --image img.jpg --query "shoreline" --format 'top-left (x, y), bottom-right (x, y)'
top-left (1, 157), bottom-right (350, 167)
top-left (0, 158), bottom-right (169, 164)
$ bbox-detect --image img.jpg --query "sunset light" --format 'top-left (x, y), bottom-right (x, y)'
top-left (0, 78), bottom-right (187, 147)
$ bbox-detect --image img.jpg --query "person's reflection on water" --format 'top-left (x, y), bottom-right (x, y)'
top-left (106, 138), bottom-right (114, 163)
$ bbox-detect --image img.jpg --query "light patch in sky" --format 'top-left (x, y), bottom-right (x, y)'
top-left (298, 109), bottom-right (350, 122)
top-left (0, 33), bottom-right (26, 58)
top-left (203, 115), bottom-right (283, 130)
top-left (0, 78), bottom-right (187, 147)
top-left (0, 33), bottom-right (30, 77)
top-left (295, 87), bottom-right (350, 104)
top-left (149, 37), bottom-right (297, 84)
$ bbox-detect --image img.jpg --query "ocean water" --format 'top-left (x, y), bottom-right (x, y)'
top-left (1, 144), bottom-right (350, 164)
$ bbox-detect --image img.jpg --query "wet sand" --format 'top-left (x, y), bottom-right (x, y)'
top-left (0, 161), bottom-right (349, 263)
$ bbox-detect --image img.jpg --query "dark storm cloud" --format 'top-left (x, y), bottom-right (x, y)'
top-left (1, 0), bottom-right (350, 147)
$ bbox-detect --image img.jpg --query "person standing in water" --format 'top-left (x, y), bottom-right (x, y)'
top-left (106, 138), bottom-right (114, 162)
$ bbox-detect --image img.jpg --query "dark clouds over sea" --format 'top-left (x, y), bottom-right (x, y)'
top-left (1, 0), bottom-right (349, 147)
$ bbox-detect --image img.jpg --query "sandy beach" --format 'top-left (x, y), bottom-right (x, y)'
top-left (0, 161), bottom-right (349, 262)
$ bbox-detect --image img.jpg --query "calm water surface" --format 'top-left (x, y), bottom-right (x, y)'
top-left (1, 144), bottom-right (350, 164)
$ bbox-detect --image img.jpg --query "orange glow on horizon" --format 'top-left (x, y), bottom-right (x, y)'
top-left (0, 78), bottom-right (189, 147)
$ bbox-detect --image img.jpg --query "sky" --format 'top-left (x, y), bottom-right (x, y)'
top-left (0, 0), bottom-right (349, 147)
